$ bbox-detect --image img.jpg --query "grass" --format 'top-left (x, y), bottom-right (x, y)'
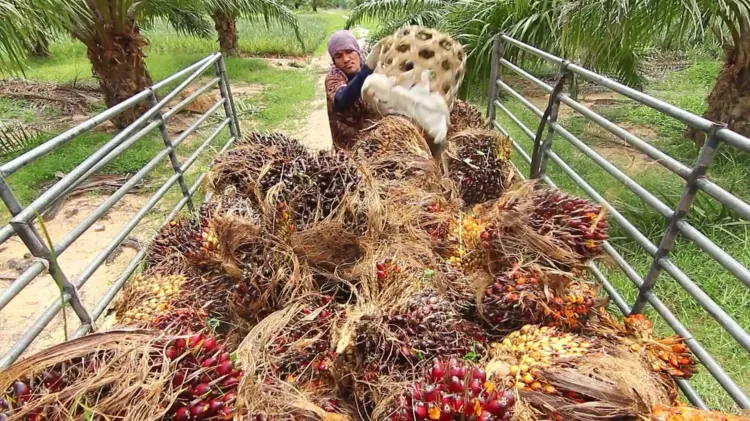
top-left (491, 55), bottom-right (750, 412)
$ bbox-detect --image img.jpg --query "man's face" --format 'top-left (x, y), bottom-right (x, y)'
top-left (333, 49), bottom-right (361, 76)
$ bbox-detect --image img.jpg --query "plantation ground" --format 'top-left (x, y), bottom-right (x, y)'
top-left (0, 12), bottom-right (748, 413)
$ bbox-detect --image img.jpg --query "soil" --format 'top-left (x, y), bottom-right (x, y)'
top-left (0, 195), bottom-right (149, 360)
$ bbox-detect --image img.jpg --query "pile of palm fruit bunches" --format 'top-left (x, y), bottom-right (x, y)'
top-left (2, 101), bottom-right (746, 421)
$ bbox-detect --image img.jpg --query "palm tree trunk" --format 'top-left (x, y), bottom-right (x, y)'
top-left (213, 10), bottom-right (239, 57)
top-left (82, 20), bottom-right (153, 129)
top-left (687, 34), bottom-right (750, 146)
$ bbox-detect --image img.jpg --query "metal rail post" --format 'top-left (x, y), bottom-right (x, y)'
top-left (530, 62), bottom-right (569, 179)
top-left (150, 93), bottom-right (195, 213)
top-left (631, 123), bottom-right (726, 314)
top-left (215, 56), bottom-right (241, 140)
top-left (486, 34), bottom-right (504, 128)
top-left (0, 176), bottom-right (95, 329)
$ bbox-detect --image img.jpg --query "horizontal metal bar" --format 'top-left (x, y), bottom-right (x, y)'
top-left (180, 121), bottom-right (231, 172)
top-left (172, 100), bottom-right (227, 150)
top-left (10, 54), bottom-right (221, 226)
top-left (55, 147), bottom-right (172, 253)
top-left (74, 169), bottom-right (209, 339)
top-left (163, 77), bottom-right (220, 120)
top-left (497, 34), bottom-right (750, 152)
top-left (0, 55), bottom-right (218, 177)
top-left (0, 261), bottom-right (44, 311)
top-left (564, 62), bottom-right (750, 153)
top-left (545, 148), bottom-right (750, 353)
top-left (72, 173), bottom-right (181, 289)
top-left (498, 79), bottom-right (677, 219)
top-left (495, 100), bottom-right (536, 140)
top-left (0, 292), bottom-right (70, 369)
top-left (498, 59), bottom-right (750, 221)
top-left (675, 221), bottom-right (750, 288)
top-left (499, 35), bottom-right (563, 66)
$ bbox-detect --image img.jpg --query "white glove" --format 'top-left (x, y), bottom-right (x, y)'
top-left (365, 38), bottom-right (386, 70)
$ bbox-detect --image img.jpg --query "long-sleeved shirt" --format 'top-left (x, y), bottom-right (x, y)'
top-left (325, 66), bottom-right (376, 150)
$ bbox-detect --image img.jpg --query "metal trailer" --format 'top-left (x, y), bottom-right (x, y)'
top-left (485, 34), bottom-right (750, 410)
top-left (0, 53), bottom-right (240, 368)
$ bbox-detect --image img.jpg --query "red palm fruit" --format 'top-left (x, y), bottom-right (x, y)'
top-left (216, 361), bottom-right (233, 376)
top-left (431, 361), bottom-right (446, 381)
top-left (424, 385), bottom-right (438, 402)
top-left (193, 383), bottom-right (211, 398)
top-left (202, 337), bottom-right (217, 352)
top-left (410, 383), bottom-right (424, 401)
top-left (470, 378), bottom-right (483, 397)
top-left (479, 412), bottom-right (493, 421)
top-left (472, 368), bottom-right (486, 383)
top-left (448, 376), bottom-right (463, 393)
top-left (219, 352), bottom-right (231, 363)
top-left (175, 338), bottom-right (187, 350)
top-left (452, 395), bottom-right (464, 413)
top-left (188, 334), bottom-right (203, 349)
top-left (166, 347), bottom-right (179, 360)
top-left (223, 392), bottom-right (237, 403)
top-left (174, 406), bottom-right (192, 421)
top-left (201, 358), bottom-right (217, 368)
top-left (13, 381), bottom-right (30, 402)
top-left (190, 403), bottom-right (210, 420)
top-left (414, 402), bottom-right (428, 419)
top-left (222, 377), bottom-right (240, 388)
top-left (208, 399), bottom-right (224, 413)
top-left (439, 404), bottom-right (454, 421)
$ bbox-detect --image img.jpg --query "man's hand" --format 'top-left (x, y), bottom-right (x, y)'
top-left (365, 38), bottom-right (387, 70)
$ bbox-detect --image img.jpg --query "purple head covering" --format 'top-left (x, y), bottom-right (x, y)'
top-left (327, 30), bottom-right (362, 61)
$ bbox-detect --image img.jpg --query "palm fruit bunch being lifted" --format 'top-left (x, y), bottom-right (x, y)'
top-left (480, 264), bottom-right (600, 332)
top-left (385, 358), bottom-right (515, 421)
top-left (446, 130), bottom-right (512, 206)
top-left (488, 325), bottom-right (595, 396)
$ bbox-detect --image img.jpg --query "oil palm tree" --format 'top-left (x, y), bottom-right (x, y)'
top-left (205, 0), bottom-right (304, 57)
top-left (347, 0), bottom-right (750, 141)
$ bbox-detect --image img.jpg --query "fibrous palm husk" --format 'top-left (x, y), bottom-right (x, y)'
top-left (444, 129), bottom-right (513, 206)
top-left (649, 404), bottom-right (750, 421)
top-left (354, 116), bottom-right (445, 192)
top-left (0, 330), bottom-right (242, 421)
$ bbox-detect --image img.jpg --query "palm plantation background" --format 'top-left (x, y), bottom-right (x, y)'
top-left (1, 0), bottom-right (749, 413)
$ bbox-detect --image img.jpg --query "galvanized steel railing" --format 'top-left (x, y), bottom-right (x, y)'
top-left (486, 34), bottom-right (750, 410)
top-left (0, 53), bottom-right (241, 368)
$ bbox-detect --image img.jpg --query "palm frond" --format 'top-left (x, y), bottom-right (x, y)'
top-left (138, 0), bottom-right (213, 37)
top-left (366, 8), bottom-right (447, 41)
top-left (205, 0), bottom-right (305, 48)
top-left (346, 0), bottom-right (449, 29)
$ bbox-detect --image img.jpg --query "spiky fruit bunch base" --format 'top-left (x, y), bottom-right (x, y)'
top-left (624, 314), bottom-right (696, 378)
top-left (447, 130), bottom-right (511, 206)
top-left (387, 358), bottom-right (515, 421)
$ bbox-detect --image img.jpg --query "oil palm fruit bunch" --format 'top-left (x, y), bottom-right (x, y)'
top-left (489, 325), bottom-right (595, 395)
top-left (165, 333), bottom-right (242, 421)
top-left (446, 129), bottom-right (512, 206)
top-left (146, 204), bottom-right (219, 274)
top-left (444, 214), bottom-right (486, 271)
top-left (237, 132), bottom-right (307, 158)
top-left (266, 295), bottom-right (340, 387)
top-left (650, 404), bottom-right (750, 421)
top-left (480, 264), bottom-right (600, 332)
top-left (386, 358), bottom-right (516, 421)
top-left (0, 352), bottom-right (113, 420)
top-left (525, 187), bottom-right (608, 260)
top-left (450, 100), bottom-right (486, 132)
top-left (600, 312), bottom-right (696, 379)
top-left (387, 291), bottom-right (487, 362)
top-left (422, 201), bottom-right (451, 250)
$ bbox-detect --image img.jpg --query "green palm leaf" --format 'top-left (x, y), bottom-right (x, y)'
top-left (205, 0), bottom-right (305, 48)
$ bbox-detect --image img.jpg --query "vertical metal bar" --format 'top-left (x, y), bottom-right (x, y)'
top-left (215, 55), bottom-right (241, 140)
top-left (486, 34), bottom-right (503, 128)
top-left (531, 62), bottom-right (569, 179)
top-left (537, 63), bottom-right (570, 178)
top-left (150, 93), bottom-right (195, 213)
top-left (631, 123), bottom-right (725, 314)
top-left (570, 73), bottom-right (579, 101)
top-left (0, 176), bottom-right (95, 329)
